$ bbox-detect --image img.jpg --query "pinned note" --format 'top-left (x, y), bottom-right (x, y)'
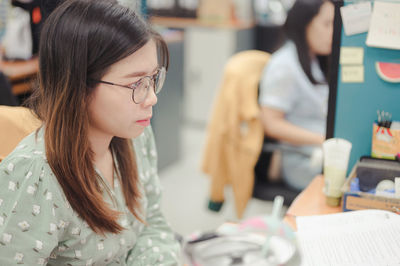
top-left (340, 2), bottom-right (372, 36)
top-left (342, 65), bottom-right (364, 83)
top-left (366, 1), bottom-right (400, 50)
top-left (339, 47), bottom-right (364, 65)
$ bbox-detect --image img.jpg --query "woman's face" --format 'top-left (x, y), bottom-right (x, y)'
top-left (306, 1), bottom-right (335, 56)
top-left (88, 39), bottom-right (159, 140)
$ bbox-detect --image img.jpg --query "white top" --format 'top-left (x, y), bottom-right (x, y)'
top-left (258, 41), bottom-right (329, 189)
top-left (259, 41), bottom-right (328, 135)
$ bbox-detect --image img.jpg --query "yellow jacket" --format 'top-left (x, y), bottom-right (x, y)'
top-left (202, 50), bottom-right (270, 218)
top-left (0, 106), bottom-right (41, 161)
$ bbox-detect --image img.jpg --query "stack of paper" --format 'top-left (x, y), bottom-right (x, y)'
top-left (296, 210), bottom-right (400, 266)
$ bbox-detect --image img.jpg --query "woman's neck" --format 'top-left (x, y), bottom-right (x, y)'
top-left (88, 128), bottom-right (113, 161)
top-left (88, 128), bottom-right (115, 187)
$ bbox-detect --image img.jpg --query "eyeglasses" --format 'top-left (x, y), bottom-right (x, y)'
top-left (96, 67), bottom-right (166, 104)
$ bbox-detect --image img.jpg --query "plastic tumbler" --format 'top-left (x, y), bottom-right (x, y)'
top-left (322, 138), bottom-right (352, 206)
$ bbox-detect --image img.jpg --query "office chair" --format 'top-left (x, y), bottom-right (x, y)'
top-left (0, 72), bottom-right (19, 106)
top-left (0, 105), bottom-right (41, 161)
top-left (252, 136), bottom-right (300, 206)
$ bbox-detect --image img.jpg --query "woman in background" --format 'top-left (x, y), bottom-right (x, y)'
top-left (259, 0), bottom-right (334, 190)
top-left (0, 0), bottom-right (181, 264)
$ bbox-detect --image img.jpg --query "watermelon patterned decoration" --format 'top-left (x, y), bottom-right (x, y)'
top-left (376, 62), bottom-right (400, 83)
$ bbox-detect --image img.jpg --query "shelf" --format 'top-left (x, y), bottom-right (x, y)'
top-left (150, 16), bottom-right (254, 30)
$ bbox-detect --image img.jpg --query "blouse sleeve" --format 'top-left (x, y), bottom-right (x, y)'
top-left (0, 155), bottom-right (68, 265)
top-left (126, 126), bottom-right (182, 265)
top-left (258, 58), bottom-right (298, 113)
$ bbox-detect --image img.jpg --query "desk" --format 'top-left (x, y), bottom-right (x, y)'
top-left (0, 57), bottom-right (39, 95)
top-left (284, 175), bottom-right (341, 230)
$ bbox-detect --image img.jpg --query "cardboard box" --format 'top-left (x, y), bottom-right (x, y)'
top-left (197, 0), bottom-right (233, 23)
top-left (371, 123), bottom-right (400, 160)
top-left (341, 163), bottom-right (400, 213)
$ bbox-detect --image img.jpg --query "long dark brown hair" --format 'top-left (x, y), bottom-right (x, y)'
top-left (28, 0), bottom-right (168, 234)
top-left (284, 0), bottom-right (331, 85)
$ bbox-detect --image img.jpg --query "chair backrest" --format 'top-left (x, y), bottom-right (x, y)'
top-left (0, 105), bottom-right (41, 161)
top-left (207, 50), bottom-right (271, 136)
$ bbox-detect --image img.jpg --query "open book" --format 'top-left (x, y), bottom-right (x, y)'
top-left (296, 210), bottom-right (400, 266)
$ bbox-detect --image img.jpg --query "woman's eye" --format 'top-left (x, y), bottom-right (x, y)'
top-left (129, 78), bottom-right (141, 86)
top-left (131, 80), bottom-right (144, 88)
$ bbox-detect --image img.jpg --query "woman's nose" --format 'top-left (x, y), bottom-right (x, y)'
top-left (142, 87), bottom-right (158, 107)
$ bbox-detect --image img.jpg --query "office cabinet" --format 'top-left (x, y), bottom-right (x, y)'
top-left (152, 35), bottom-right (184, 170)
top-left (183, 27), bottom-right (254, 125)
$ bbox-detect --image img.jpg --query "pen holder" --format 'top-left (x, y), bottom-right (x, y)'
top-left (371, 123), bottom-right (400, 160)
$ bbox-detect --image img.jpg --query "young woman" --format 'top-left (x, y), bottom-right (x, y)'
top-left (0, 0), bottom-right (181, 265)
top-left (259, 0), bottom-right (335, 190)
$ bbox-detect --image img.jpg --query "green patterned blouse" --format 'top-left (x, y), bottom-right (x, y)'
top-left (0, 126), bottom-right (181, 265)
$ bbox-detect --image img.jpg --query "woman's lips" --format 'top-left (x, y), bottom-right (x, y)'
top-left (136, 118), bottom-right (151, 126)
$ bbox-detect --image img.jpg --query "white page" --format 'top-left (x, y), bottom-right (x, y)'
top-left (297, 221), bottom-right (400, 266)
top-left (296, 210), bottom-right (400, 266)
top-left (366, 1), bottom-right (400, 50)
top-left (340, 2), bottom-right (372, 36)
top-left (296, 209), bottom-right (398, 231)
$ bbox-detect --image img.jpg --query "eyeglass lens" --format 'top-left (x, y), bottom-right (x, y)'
top-left (132, 67), bottom-right (166, 103)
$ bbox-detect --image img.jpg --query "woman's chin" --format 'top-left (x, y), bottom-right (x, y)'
top-left (121, 128), bottom-right (145, 139)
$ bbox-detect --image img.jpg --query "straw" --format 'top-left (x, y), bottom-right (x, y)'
top-left (261, 195), bottom-right (284, 257)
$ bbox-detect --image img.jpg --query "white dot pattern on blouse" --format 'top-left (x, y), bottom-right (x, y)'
top-left (0, 126), bottom-right (182, 265)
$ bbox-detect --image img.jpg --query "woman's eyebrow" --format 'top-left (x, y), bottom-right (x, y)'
top-left (121, 66), bottom-right (158, 79)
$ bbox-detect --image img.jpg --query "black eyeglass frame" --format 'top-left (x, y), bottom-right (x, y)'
top-left (94, 67), bottom-right (166, 104)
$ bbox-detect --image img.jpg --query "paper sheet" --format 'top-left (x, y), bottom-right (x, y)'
top-left (341, 65), bottom-right (364, 83)
top-left (340, 2), bottom-right (372, 36)
top-left (296, 209), bottom-right (397, 231)
top-left (296, 210), bottom-right (400, 266)
top-left (366, 1), bottom-right (400, 50)
top-left (339, 47), bottom-right (364, 65)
